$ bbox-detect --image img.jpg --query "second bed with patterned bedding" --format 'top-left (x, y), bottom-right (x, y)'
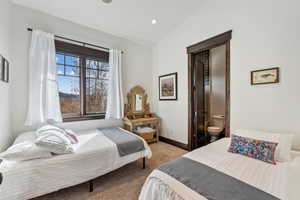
top-left (139, 138), bottom-right (300, 200)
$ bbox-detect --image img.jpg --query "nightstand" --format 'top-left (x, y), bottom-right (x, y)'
top-left (123, 86), bottom-right (160, 143)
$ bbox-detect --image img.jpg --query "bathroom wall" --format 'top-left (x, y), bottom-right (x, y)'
top-left (209, 45), bottom-right (226, 118)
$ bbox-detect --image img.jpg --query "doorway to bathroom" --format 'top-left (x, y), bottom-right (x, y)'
top-left (187, 31), bottom-right (232, 150)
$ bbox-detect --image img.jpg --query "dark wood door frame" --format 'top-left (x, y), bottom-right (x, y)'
top-left (187, 30), bottom-right (232, 151)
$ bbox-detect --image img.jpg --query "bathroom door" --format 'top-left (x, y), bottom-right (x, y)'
top-left (193, 53), bottom-right (206, 148)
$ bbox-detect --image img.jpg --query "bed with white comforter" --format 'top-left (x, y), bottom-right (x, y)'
top-left (139, 138), bottom-right (300, 200)
top-left (0, 128), bottom-right (152, 200)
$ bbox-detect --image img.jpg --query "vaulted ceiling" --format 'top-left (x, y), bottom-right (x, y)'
top-left (12, 0), bottom-right (203, 46)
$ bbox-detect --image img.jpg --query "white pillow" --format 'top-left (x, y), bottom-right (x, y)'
top-left (13, 131), bottom-right (36, 145)
top-left (37, 125), bottom-right (78, 144)
top-left (0, 132), bottom-right (52, 161)
top-left (36, 127), bottom-right (76, 154)
top-left (36, 139), bottom-right (75, 154)
top-left (37, 125), bottom-right (66, 137)
top-left (233, 129), bottom-right (293, 162)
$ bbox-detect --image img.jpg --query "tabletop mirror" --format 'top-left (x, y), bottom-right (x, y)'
top-left (125, 86), bottom-right (150, 118)
top-left (135, 94), bottom-right (143, 111)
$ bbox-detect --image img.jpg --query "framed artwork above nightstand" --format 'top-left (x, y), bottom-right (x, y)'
top-left (0, 54), bottom-right (9, 83)
top-left (159, 72), bottom-right (178, 101)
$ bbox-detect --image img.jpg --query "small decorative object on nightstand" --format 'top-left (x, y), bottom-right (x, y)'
top-left (123, 86), bottom-right (160, 143)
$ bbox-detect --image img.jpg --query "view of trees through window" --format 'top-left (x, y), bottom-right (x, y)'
top-left (56, 53), bottom-right (109, 119)
top-left (85, 59), bottom-right (109, 114)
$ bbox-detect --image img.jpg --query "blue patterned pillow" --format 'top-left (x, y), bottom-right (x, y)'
top-left (228, 135), bottom-right (278, 165)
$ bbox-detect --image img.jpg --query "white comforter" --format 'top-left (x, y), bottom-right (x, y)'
top-left (0, 128), bottom-right (152, 200)
top-left (139, 138), bottom-right (300, 200)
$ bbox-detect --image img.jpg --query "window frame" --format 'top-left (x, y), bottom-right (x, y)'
top-left (55, 40), bottom-right (110, 122)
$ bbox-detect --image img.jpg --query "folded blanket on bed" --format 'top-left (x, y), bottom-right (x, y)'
top-left (158, 157), bottom-right (280, 200)
top-left (99, 128), bottom-right (145, 157)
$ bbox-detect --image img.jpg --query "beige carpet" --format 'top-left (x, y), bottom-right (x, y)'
top-left (34, 142), bottom-right (187, 200)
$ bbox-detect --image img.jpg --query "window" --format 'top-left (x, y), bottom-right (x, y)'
top-left (55, 40), bottom-right (109, 121)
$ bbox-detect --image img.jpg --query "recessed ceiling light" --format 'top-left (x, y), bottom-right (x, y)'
top-left (152, 19), bottom-right (157, 25)
top-left (102, 0), bottom-right (112, 4)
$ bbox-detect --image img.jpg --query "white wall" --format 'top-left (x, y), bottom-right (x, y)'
top-left (10, 5), bottom-right (152, 139)
top-left (0, 0), bottom-right (12, 151)
top-left (153, 0), bottom-right (300, 149)
top-left (210, 45), bottom-right (226, 117)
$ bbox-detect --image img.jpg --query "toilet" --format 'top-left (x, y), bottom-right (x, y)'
top-left (207, 115), bottom-right (225, 143)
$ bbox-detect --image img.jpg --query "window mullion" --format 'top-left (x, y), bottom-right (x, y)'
top-left (80, 57), bottom-right (86, 116)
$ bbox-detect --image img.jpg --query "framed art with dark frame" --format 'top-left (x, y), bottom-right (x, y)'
top-left (251, 67), bottom-right (279, 85)
top-left (3, 59), bottom-right (9, 83)
top-left (159, 72), bottom-right (178, 101)
top-left (0, 55), bottom-right (3, 81)
top-left (0, 55), bottom-right (9, 83)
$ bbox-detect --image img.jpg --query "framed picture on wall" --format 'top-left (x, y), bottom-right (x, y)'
top-left (3, 58), bottom-right (9, 82)
top-left (159, 72), bottom-right (178, 101)
top-left (251, 67), bottom-right (279, 85)
top-left (0, 55), bottom-right (3, 81)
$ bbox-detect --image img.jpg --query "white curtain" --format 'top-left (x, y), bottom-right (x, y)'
top-left (25, 30), bottom-right (62, 127)
top-left (105, 49), bottom-right (124, 119)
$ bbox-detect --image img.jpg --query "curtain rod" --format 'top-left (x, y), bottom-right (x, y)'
top-left (27, 28), bottom-right (123, 53)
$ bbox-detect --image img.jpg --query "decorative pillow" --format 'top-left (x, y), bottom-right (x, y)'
top-left (0, 132), bottom-right (52, 161)
top-left (13, 131), bottom-right (36, 145)
top-left (36, 131), bottom-right (76, 155)
top-left (228, 135), bottom-right (278, 165)
top-left (233, 129), bottom-right (293, 162)
top-left (37, 125), bottom-right (66, 137)
top-left (37, 125), bottom-right (78, 144)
